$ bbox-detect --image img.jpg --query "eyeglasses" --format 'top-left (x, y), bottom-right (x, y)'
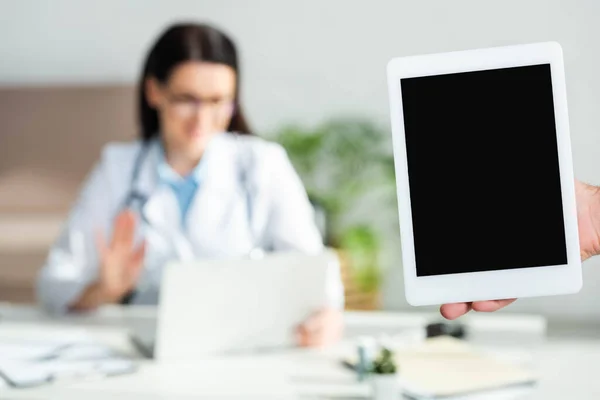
top-left (162, 90), bottom-right (235, 119)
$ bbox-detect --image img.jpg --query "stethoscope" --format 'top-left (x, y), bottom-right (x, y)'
top-left (121, 135), bottom-right (265, 261)
top-left (121, 140), bottom-right (152, 215)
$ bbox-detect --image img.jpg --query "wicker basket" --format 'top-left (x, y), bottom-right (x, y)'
top-left (336, 249), bottom-right (382, 310)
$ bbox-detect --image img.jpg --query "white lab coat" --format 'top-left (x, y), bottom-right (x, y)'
top-left (37, 132), bottom-right (344, 314)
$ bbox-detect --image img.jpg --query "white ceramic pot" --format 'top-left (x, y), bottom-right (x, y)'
top-left (371, 374), bottom-right (399, 400)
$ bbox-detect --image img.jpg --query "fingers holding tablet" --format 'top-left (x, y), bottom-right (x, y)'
top-left (438, 179), bottom-right (600, 319)
top-left (439, 303), bottom-right (472, 320)
top-left (440, 299), bottom-right (517, 320)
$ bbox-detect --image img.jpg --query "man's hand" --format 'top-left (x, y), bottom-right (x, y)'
top-left (440, 299), bottom-right (517, 320)
top-left (575, 180), bottom-right (600, 261)
top-left (440, 179), bottom-right (600, 320)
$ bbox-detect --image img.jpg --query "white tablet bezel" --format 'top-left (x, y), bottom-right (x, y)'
top-left (387, 42), bottom-right (582, 306)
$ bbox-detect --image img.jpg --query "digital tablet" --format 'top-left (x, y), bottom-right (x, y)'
top-left (386, 42), bottom-right (582, 306)
top-left (151, 250), bottom-right (336, 360)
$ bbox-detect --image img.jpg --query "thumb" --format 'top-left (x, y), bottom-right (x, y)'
top-left (95, 228), bottom-right (108, 261)
top-left (128, 241), bottom-right (146, 281)
top-left (131, 240), bottom-right (146, 267)
top-left (302, 310), bottom-right (324, 333)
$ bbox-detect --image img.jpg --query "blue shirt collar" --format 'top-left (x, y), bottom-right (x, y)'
top-left (155, 132), bottom-right (231, 187)
top-left (157, 145), bottom-right (206, 184)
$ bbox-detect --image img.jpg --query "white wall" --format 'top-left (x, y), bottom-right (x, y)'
top-left (2, 0), bottom-right (600, 320)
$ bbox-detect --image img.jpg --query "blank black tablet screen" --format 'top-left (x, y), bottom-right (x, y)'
top-left (400, 64), bottom-right (567, 276)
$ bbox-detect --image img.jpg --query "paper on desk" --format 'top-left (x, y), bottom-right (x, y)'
top-left (0, 325), bottom-right (106, 361)
top-left (343, 336), bottom-right (536, 398)
top-left (0, 340), bottom-right (115, 362)
top-left (0, 334), bottom-right (133, 388)
top-left (0, 361), bottom-right (49, 387)
top-left (394, 336), bottom-right (536, 397)
top-left (0, 341), bottom-right (66, 361)
top-left (17, 358), bottom-right (297, 398)
top-left (0, 358), bottom-right (137, 388)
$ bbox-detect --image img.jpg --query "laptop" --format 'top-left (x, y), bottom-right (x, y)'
top-left (129, 249), bottom-right (339, 361)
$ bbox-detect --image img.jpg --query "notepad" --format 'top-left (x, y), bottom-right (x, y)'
top-left (344, 336), bottom-right (536, 398)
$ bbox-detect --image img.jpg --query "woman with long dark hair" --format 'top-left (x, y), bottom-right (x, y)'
top-left (37, 22), bottom-right (343, 347)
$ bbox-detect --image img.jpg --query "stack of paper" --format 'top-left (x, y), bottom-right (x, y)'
top-left (344, 336), bottom-right (536, 399)
top-left (0, 338), bottom-right (136, 388)
top-left (395, 336), bottom-right (536, 397)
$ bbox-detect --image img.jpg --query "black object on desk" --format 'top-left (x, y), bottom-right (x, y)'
top-left (120, 290), bottom-right (136, 305)
top-left (426, 322), bottom-right (466, 339)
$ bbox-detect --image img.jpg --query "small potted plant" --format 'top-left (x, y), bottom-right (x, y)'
top-left (370, 347), bottom-right (399, 400)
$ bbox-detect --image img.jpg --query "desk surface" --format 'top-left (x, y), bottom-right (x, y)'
top-left (0, 304), bottom-right (597, 400)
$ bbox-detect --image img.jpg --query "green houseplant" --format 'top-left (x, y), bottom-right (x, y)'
top-left (371, 347), bottom-right (397, 374)
top-left (370, 347), bottom-right (399, 400)
top-left (272, 117), bottom-right (397, 308)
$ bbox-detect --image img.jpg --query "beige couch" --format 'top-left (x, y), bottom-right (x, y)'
top-left (0, 86), bottom-right (136, 302)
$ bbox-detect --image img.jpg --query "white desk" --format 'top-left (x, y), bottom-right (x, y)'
top-left (0, 304), bottom-right (595, 399)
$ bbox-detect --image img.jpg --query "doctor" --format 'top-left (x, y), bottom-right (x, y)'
top-left (37, 22), bottom-right (344, 347)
